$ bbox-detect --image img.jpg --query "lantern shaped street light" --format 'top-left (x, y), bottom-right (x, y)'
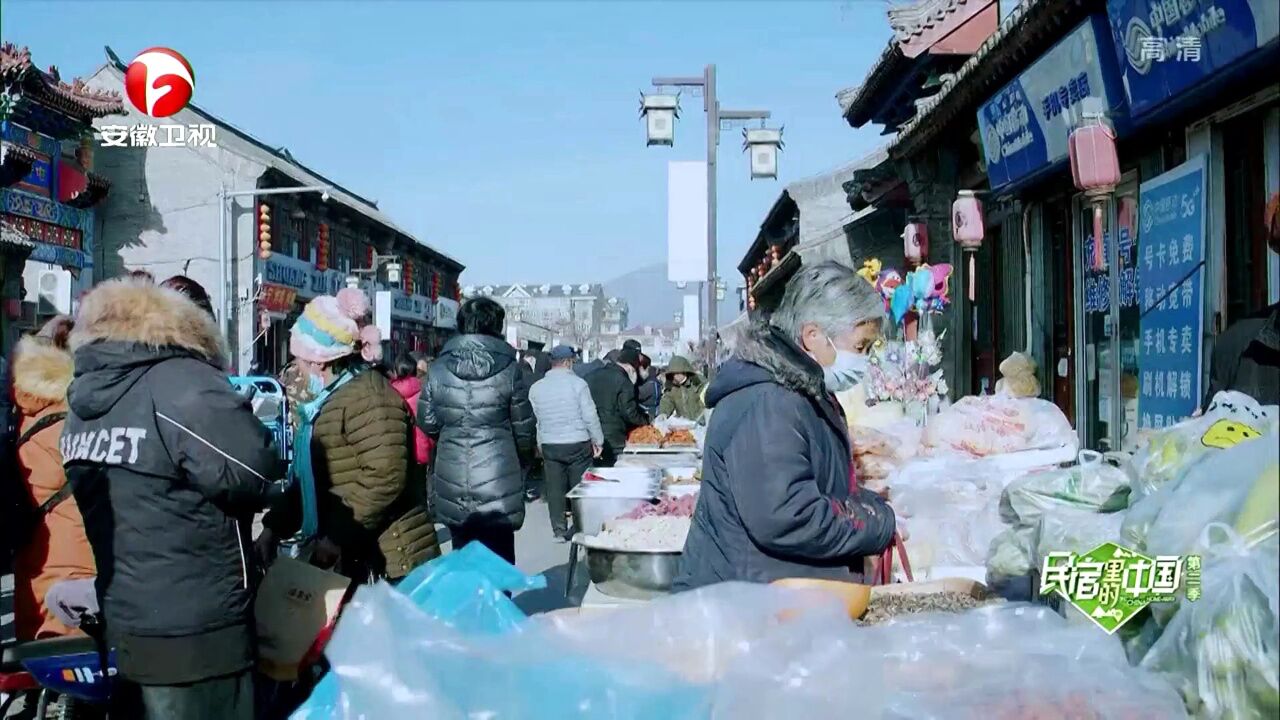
top-left (639, 93), bottom-right (680, 147)
top-left (640, 64), bottom-right (777, 363)
top-left (743, 127), bottom-right (784, 180)
top-left (385, 261), bottom-right (403, 285)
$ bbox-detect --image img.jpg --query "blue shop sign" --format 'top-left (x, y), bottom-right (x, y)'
top-left (977, 15), bottom-right (1129, 190)
top-left (1137, 155), bottom-right (1206, 429)
top-left (1106, 0), bottom-right (1279, 117)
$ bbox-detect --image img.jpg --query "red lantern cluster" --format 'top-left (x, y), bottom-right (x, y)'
top-left (403, 258), bottom-right (414, 293)
top-left (316, 223), bottom-right (330, 271)
top-left (257, 203), bottom-right (272, 260)
top-left (430, 271), bottom-right (440, 301)
top-left (365, 244), bottom-right (375, 269)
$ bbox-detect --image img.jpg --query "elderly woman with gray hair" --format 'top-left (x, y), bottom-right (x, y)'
top-left (673, 261), bottom-right (896, 590)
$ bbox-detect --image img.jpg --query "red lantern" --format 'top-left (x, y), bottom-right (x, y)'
top-left (365, 244), bottom-right (375, 268)
top-left (1069, 115), bottom-right (1120, 270)
top-left (316, 223), bottom-right (330, 271)
top-left (431, 272), bottom-right (440, 301)
top-left (403, 258), bottom-right (414, 292)
top-left (952, 191), bottom-right (984, 251)
top-left (903, 222), bottom-right (928, 265)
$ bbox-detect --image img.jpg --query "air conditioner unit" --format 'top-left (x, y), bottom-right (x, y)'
top-left (23, 264), bottom-right (73, 316)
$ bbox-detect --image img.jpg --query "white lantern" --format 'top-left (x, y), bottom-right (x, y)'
top-left (345, 275), bottom-right (360, 289)
top-left (640, 93), bottom-right (680, 147)
top-left (385, 261), bottom-right (402, 285)
top-left (743, 127), bottom-right (784, 180)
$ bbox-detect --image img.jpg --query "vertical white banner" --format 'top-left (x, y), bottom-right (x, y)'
top-left (681, 292), bottom-right (701, 345)
top-left (668, 161), bottom-right (708, 283)
top-left (374, 290), bottom-right (392, 338)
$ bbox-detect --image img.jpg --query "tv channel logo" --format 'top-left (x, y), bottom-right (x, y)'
top-left (124, 47), bottom-right (194, 118)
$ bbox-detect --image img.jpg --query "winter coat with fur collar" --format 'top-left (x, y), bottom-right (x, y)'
top-left (11, 336), bottom-right (95, 640)
top-left (61, 278), bottom-right (282, 685)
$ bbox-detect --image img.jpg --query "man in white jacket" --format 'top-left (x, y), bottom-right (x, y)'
top-left (529, 345), bottom-right (605, 541)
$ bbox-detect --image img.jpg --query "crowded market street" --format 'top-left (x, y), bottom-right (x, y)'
top-left (2, 0), bottom-right (1279, 719)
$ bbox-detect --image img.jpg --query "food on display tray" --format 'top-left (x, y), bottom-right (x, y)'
top-left (581, 516), bottom-right (690, 553)
top-left (662, 428), bottom-right (697, 447)
top-left (857, 590), bottom-right (1001, 625)
top-left (621, 492), bottom-right (697, 519)
top-left (627, 425), bottom-right (664, 446)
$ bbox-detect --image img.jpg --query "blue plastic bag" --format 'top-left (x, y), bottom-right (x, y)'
top-left (291, 543), bottom-right (546, 718)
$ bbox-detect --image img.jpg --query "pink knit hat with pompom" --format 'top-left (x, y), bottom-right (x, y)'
top-left (290, 288), bottom-right (371, 363)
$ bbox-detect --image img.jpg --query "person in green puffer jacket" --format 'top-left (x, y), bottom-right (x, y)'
top-left (658, 355), bottom-right (706, 422)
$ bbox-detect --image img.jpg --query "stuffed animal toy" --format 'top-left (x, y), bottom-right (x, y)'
top-left (995, 351), bottom-right (1041, 398)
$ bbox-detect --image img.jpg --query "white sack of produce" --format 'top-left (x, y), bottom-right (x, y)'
top-left (714, 604), bottom-right (1188, 720)
top-left (1129, 391), bottom-right (1276, 503)
top-left (1141, 523), bottom-right (1280, 720)
top-left (998, 451), bottom-right (1132, 527)
top-left (1123, 432), bottom-right (1279, 557)
top-left (893, 476), bottom-right (1005, 571)
top-left (924, 395), bottom-right (1076, 457)
top-left (986, 524), bottom-right (1040, 582)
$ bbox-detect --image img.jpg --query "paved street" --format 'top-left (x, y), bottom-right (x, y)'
top-left (439, 497), bottom-right (591, 615)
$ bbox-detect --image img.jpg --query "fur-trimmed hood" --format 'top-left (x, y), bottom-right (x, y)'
top-left (707, 320), bottom-right (827, 405)
top-left (10, 335), bottom-right (73, 414)
top-left (70, 277), bottom-right (225, 364)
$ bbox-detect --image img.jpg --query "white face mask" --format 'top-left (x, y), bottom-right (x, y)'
top-left (821, 337), bottom-right (868, 393)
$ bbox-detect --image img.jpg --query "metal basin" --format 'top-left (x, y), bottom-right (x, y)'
top-left (582, 546), bottom-right (682, 600)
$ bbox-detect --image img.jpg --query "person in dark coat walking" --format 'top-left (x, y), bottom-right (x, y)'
top-left (60, 277), bottom-right (283, 719)
top-left (419, 297), bottom-right (535, 564)
top-left (636, 353), bottom-right (662, 417)
top-left (585, 347), bottom-right (649, 466)
top-left (673, 262), bottom-right (895, 591)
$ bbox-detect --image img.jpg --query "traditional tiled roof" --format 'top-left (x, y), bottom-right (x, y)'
top-left (836, 39), bottom-right (904, 126)
top-left (891, 0), bottom-right (1086, 157)
top-left (1, 43), bottom-right (124, 120)
top-left (889, 0), bottom-right (974, 43)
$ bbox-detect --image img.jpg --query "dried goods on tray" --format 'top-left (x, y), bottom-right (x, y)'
top-left (627, 425), bottom-right (664, 446)
top-left (661, 428), bottom-right (697, 447)
top-left (856, 591), bottom-right (1001, 625)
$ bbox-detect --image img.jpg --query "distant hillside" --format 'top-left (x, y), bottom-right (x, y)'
top-left (604, 263), bottom-right (741, 328)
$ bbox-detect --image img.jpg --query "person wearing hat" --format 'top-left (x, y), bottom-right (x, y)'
top-left (260, 288), bottom-right (438, 581)
top-left (585, 346), bottom-right (650, 467)
top-left (528, 345), bottom-right (604, 540)
top-left (658, 355), bottom-right (705, 421)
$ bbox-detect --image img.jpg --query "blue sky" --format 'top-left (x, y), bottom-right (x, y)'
top-left (2, 0), bottom-right (893, 285)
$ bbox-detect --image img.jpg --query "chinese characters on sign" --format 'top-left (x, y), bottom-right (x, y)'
top-left (1040, 72), bottom-right (1091, 120)
top-left (99, 124), bottom-right (218, 149)
top-left (1137, 156), bottom-right (1205, 429)
top-left (1138, 34), bottom-right (1203, 62)
top-left (258, 283), bottom-right (298, 315)
top-left (1042, 542), bottom-right (1200, 633)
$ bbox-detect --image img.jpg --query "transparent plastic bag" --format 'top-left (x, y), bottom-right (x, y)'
top-left (1033, 507), bottom-right (1125, 569)
top-left (1129, 392), bottom-right (1275, 502)
top-left (1141, 523), bottom-right (1280, 720)
top-left (297, 580), bottom-right (851, 719)
top-left (924, 395), bottom-right (1075, 457)
top-left (714, 604), bottom-right (1187, 720)
top-left (999, 451), bottom-right (1131, 527)
top-left (985, 524), bottom-right (1038, 581)
top-left (1141, 434), bottom-right (1278, 558)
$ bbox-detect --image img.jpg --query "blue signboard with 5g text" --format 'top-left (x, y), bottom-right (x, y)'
top-left (1137, 155), bottom-right (1206, 429)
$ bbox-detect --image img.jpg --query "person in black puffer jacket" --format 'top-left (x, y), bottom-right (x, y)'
top-left (61, 277), bottom-right (282, 719)
top-left (585, 347), bottom-right (650, 466)
top-left (419, 297), bottom-right (535, 564)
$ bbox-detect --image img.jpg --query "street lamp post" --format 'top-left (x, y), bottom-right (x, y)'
top-left (218, 184), bottom-right (332, 342)
top-left (644, 64), bottom-right (778, 363)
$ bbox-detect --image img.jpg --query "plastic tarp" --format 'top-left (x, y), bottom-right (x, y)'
top-left (295, 550), bottom-right (1187, 719)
